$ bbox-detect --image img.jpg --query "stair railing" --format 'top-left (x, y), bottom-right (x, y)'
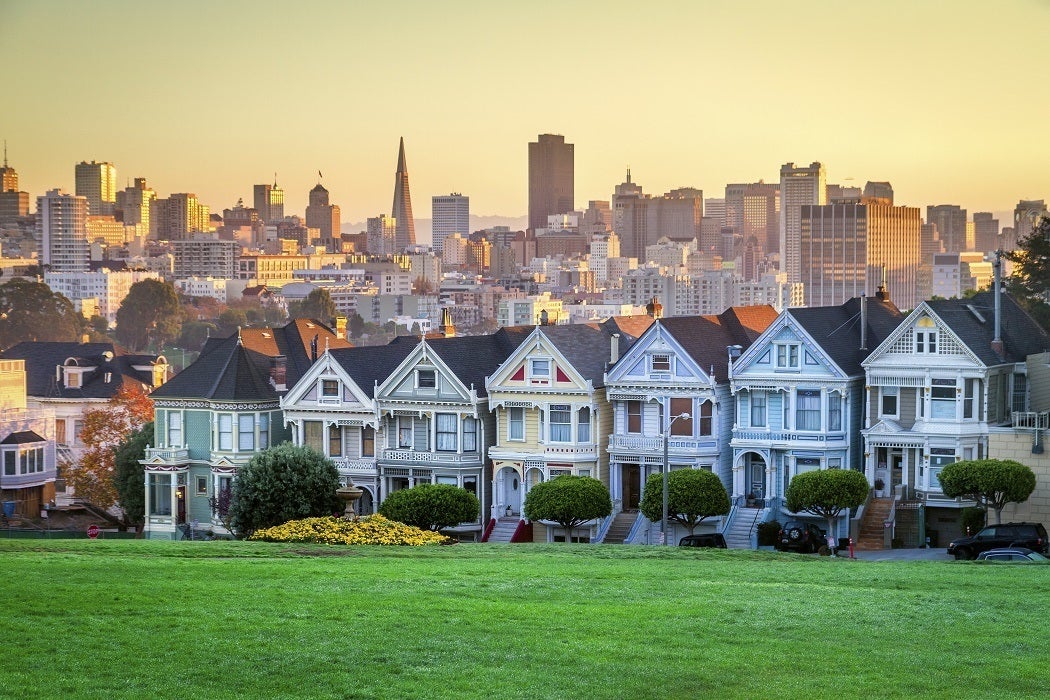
top-left (592, 512), bottom-right (616, 543)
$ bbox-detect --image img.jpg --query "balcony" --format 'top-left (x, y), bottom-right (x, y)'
top-left (543, 443), bottom-right (599, 459)
top-left (144, 447), bottom-right (190, 463)
top-left (731, 429), bottom-right (847, 444)
top-left (381, 449), bottom-right (482, 465)
top-left (608, 435), bottom-right (717, 453)
top-left (332, 456), bottom-right (378, 472)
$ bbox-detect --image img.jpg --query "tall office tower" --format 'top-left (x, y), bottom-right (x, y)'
top-left (611, 169), bottom-right (649, 260)
top-left (0, 142), bottom-right (17, 192)
top-left (305, 183), bottom-right (341, 250)
top-left (253, 180), bottom-right (284, 223)
top-left (704, 198), bottom-right (726, 225)
top-left (926, 204), bottom-right (970, 253)
top-left (528, 134), bottom-right (574, 231)
top-left (156, 193), bottom-right (209, 240)
top-left (37, 189), bottom-right (89, 272)
top-left (972, 213), bottom-right (999, 253)
top-left (115, 178), bottom-right (156, 230)
top-left (1013, 199), bottom-right (1048, 249)
top-left (725, 182), bottom-right (779, 254)
top-left (863, 181), bottom-right (894, 204)
top-left (827, 184), bottom-right (862, 202)
top-left (580, 200), bottom-right (612, 236)
top-left (75, 161), bottom-right (117, 216)
top-left (431, 193), bottom-right (469, 254)
top-left (647, 188), bottom-right (704, 244)
top-left (391, 137), bottom-right (416, 250)
top-left (367, 214), bottom-right (397, 256)
top-left (779, 162), bottom-right (826, 282)
top-left (800, 201), bottom-right (921, 309)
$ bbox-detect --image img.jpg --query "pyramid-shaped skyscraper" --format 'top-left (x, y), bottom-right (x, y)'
top-left (391, 136), bottom-right (416, 250)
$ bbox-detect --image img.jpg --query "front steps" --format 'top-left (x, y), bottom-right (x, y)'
top-left (855, 498), bottom-right (893, 550)
top-left (723, 507), bottom-right (762, 549)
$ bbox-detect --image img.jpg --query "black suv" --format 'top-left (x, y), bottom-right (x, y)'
top-left (776, 521), bottom-right (825, 553)
top-left (947, 522), bottom-right (1048, 560)
top-left (678, 533), bottom-right (727, 548)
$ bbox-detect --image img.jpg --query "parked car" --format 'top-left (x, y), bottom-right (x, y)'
top-left (947, 522), bottom-right (1048, 560)
top-left (776, 521), bottom-right (824, 553)
top-left (678, 533), bottom-right (727, 548)
top-left (975, 547), bottom-right (1050, 563)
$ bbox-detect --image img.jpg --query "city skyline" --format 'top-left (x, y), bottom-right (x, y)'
top-left (3, 1), bottom-right (1049, 227)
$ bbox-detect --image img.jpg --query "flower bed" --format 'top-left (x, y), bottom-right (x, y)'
top-left (248, 514), bottom-right (450, 546)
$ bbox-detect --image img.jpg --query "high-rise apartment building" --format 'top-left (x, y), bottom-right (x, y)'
top-left (800, 201), bottom-right (921, 309)
top-left (37, 189), bottom-right (89, 272)
top-left (528, 134), bottom-right (574, 231)
top-left (305, 183), bottom-right (341, 250)
top-left (367, 214), bottom-right (397, 256)
top-left (972, 212), bottom-right (1000, 253)
top-left (115, 178), bottom-right (156, 231)
top-left (391, 137), bottom-right (416, 251)
top-left (253, 180), bottom-right (284, 223)
top-left (926, 204), bottom-right (970, 253)
top-left (432, 193), bottom-right (469, 254)
top-left (725, 182), bottom-right (779, 254)
top-left (74, 161), bottom-right (117, 216)
top-left (779, 161), bottom-right (826, 283)
top-left (155, 193), bottom-right (209, 240)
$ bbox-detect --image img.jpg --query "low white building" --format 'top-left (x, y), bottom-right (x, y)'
top-left (45, 268), bottom-right (161, 324)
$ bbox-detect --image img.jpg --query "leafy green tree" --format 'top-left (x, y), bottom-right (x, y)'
top-left (177, 321), bottom-right (217, 351)
top-left (113, 421), bottom-right (153, 531)
top-left (639, 469), bottom-right (731, 537)
top-left (289, 288), bottom-right (336, 323)
top-left (378, 483), bottom-right (480, 532)
top-left (217, 308), bottom-right (248, 336)
top-left (348, 313), bottom-right (365, 338)
top-left (523, 475), bottom-right (611, 543)
top-left (0, 279), bottom-right (84, 350)
top-left (229, 444), bottom-right (341, 537)
top-left (1006, 216), bottom-right (1050, 330)
top-left (785, 469), bottom-right (869, 551)
top-left (115, 279), bottom-right (182, 352)
top-left (937, 459), bottom-right (1036, 525)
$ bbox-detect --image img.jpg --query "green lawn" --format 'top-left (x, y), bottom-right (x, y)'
top-left (1, 541), bottom-right (1047, 699)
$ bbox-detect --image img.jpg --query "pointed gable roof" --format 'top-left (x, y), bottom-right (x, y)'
top-left (151, 335), bottom-right (274, 402)
top-left (326, 341), bottom-right (417, 396)
top-left (0, 341), bottom-right (164, 399)
top-left (410, 329), bottom-right (530, 397)
top-left (923, 292), bottom-right (1050, 365)
top-left (656, 306), bottom-right (779, 381)
top-left (788, 296), bottom-right (903, 376)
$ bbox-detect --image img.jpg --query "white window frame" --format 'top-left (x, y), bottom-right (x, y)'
top-left (508, 407), bottom-right (525, 441)
top-left (320, 379), bottom-right (339, 401)
top-left (416, 369), bottom-right (436, 389)
top-left (529, 358), bottom-right (551, 380)
top-left (650, 354), bottom-right (671, 373)
top-left (548, 404), bottom-right (572, 443)
top-left (880, 387), bottom-right (899, 419)
top-left (775, 343), bottom-right (800, 370)
top-left (577, 406), bottom-right (591, 443)
top-left (238, 414), bottom-right (255, 451)
top-left (750, 391), bottom-right (767, 428)
top-left (167, 411), bottom-right (183, 447)
top-left (218, 414), bottom-right (233, 451)
top-left (436, 413), bottom-right (458, 452)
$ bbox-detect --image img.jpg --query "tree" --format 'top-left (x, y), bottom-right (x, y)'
top-left (0, 279), bottom-right (84, 350)
top-left (639, 469), bottom-right (731, 537)
top-left (217, 308), bottom-right (248, 336)
top-left (378, 484), bottom-right (480, 532)
top-left (115, 279), bottom-right (182, 352)
top-left (522, 475), bottom-right (611, 543)
top-left (113, 421), bottom-right (153, 531)
top-left (1006, 216), bottom-right (1050, 330)
top-left (289, 288), bottom-right (336, 323)
top-left (937, 459), bottom-right (1036, 525)
top-left (208, 482), bottom-right (235, 536)
top-left (348, 313), bottom-right (365, 338)
top-left (177, 320), bottom-right (217, 352)
top-left (228, 443), bottom-right (341, 537)
top-left (64, 385), bottom-right (155, 522)
top-left (785, 469), bottom-right (869, 553)
top-left (412, 277), bottom-right (435, 295)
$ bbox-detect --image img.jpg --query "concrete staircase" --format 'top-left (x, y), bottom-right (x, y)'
top-left (855, 497), bottom-right (893, 550)
top-left (485, 517), bottom-right (521, 543)
top-left (601, 511), bottom-right (638, 544)
top-left (723, 507), bottom-right (762, 549)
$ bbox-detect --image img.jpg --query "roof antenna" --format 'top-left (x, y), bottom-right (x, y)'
top-left (3, 140), bottom-right (7, 168)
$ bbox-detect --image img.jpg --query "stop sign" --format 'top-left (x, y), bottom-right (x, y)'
top-left (87, 524), bottom-right (100, 539)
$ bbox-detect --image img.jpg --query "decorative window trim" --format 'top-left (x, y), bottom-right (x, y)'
top-left (415, 369), bottom-right (437, 390)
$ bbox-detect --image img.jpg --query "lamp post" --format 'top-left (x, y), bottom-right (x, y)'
top-left (662, 411), bottom-right (692, 545)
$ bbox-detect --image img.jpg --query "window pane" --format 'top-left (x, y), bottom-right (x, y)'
top-left (670, 398), bottom-right (692, 435)
top-left (549, 407), bottom-right (571, 442)
top-left (361, 427), bottom-right (375, 457)
top-left (238, 414), bottom-right (254, 451)
top-left (436, 413), bottom-right (458, 451)
top-left (627, 401), bottom-right (641, 433)
top-left (697, 401), bottom-right (713, 435)
top-left (329, 425), bottom-right (342, 457)
top-left (219, 414), bottom-right (233, 451)
top-left (463, 417), bottom-right (477, 452)
top-left (796, 390), bottom-right (821, 431)
top-left (304, 421), bottom-right (324, 452)
top-left (509, 407), bottom-right (524, 440)
top-left (149, 473), bottom-right (172, 516)
top-left (750, 392), bottom-right (766, 427)
top-left (577, 407), bottom-right (591, 443)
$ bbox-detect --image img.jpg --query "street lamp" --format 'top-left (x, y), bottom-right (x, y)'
top-left (662, 411), bottom-right (692, 545)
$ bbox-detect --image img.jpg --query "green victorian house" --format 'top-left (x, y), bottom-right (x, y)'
top-left (141, 319), bottom-right (350, 539)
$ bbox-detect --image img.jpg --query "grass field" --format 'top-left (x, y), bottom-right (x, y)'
top-left (1, 540), bottom-right (1047, 699)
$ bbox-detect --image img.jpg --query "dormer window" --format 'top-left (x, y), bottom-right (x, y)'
top-left (529, 359), bottom-right (551, 383)
top-left (775, 343), bottom-right (800, 370)
top-left (915, 317), bottom-right (938, 353)
top-left (65, 369), bottom-right (82, 388)
top-left (651, 354), bottom-right (671, 373)
top-left (416, 369), bottom-right (436, 389)
top-left (321, 379), bottom-right (339, 400)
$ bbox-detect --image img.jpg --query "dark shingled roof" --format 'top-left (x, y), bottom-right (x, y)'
top-left (657, 306), bottom-right (780, 381)
top-left (327, 342), bottom-right (418, 396)
top-left (415, 329), bottom-right (531, 396)
top-left (789, 296), bottom-right (903, 376)
top-left (151, 319), bottom-right (349, 402)
top-left (0, 342), bottom-right (164, 399)
top-left (925, 291), bottom-right (1050, 365)
top-left (0, 430), bottom-right (46, 445)
top-left (527, 317), bottom-right (655, 387)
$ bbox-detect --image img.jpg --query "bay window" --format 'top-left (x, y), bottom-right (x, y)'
top-left (361, 427), bottom-right (375, 457)
top-left (577, 407), bottom-right (591, 443)
top-left (462, 417), bottom-right (478, 452)
top-left (218, 414), bottom-right (233, 451)
top-left (750, 391), bottom-right (767, 427)
top-left (238, 414), bottom-right (255, 451)
top-left (796, 390), bottom-right (821, 431)
top-left (549, 405), bottom-right (571, 442)
top-left (697, 401), bottom-right (713, 436)
top-left (626, 400), bottom-right (642, 434)
top-left (670, 398), bottom-right (692, 436)
top-left (167, 412), bottom-right (182, 447)
top-left (436, 413), bottom-right (458, 452)
top-left (931, 379), bottom-right (956, 420)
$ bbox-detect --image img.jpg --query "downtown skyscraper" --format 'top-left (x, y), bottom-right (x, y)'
top-left (74, 160), bottom-right (117, 215)
top-left (432, 193), bottom-right (469, 254)
top-left (528, 134), bottom-right (574, 232)
top-left (37, 189), bottom-right (89, 272)
top-left (254, 180), bottom-right (284, 223)
top-left (391, 137), bottom-right (416, 250)
top-left (779, 161), bottom-right (826, 283)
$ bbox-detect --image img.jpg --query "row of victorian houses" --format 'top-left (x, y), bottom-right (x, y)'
top-left (136, 286), bottom-right (1050, 548)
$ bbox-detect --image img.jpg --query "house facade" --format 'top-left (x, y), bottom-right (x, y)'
top-left (143, 320), bottom-right (349, 539)
top-left (730, 293), bottom-right (902, 538)
top-left (604, 307), bottom-right (777, 543)
top-left (861, 292), bottom-right (1050, 533)
top-left (0, 358), bottom-right (57, 517)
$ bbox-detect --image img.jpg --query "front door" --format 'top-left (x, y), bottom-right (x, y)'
top-left (176, 486), bottom-right (187, 524)
top-left (622, 464), bottom-right (641, 510)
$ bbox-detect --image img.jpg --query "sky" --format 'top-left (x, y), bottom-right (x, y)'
top-left (3, 0), bottom-right (1050, 237)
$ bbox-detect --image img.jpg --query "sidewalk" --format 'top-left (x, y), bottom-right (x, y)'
top-left (850, 547), bottom-right (953, 562)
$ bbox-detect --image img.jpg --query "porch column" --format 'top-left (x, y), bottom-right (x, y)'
top-left (766, 454), bottom-right (777, 502)
top-left (732, 454), bottom-right (745, 498)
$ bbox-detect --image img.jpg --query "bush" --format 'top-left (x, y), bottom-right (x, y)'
top-left (229, 443), bottom-right (342, 537)
top-left (378, 483), bottom-right (480, 532)
top-left (757, 520), bottom-right (781, 546)
top-left (249, 514), bottom-right (451, 546)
